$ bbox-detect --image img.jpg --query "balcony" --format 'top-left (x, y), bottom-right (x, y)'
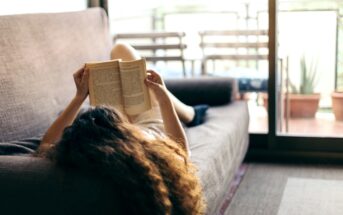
top-left (109, 0), bottom-right (343, 137)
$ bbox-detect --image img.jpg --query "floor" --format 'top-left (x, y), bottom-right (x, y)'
top-left (224, 162), bottom-right (343, 215)
top-left (248, 95), bottom-right (343, 137)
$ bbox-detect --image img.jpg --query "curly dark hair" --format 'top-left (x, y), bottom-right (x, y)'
top-left (45, 106), bottom-right (206, 215)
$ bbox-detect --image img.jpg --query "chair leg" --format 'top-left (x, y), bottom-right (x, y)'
top-left (201, 60), bottom-right (206, 76)
top-left (191, 60), bottom-right (195, 77)
top-left (182, 60), bottom-right (186, 77)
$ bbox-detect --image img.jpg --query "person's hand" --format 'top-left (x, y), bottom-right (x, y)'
top-left (73, 66), bottom-right (89, 101)
top-left (144, 70), bottom-right (169, 103)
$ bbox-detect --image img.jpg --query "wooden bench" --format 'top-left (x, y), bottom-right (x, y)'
top-left (199, 29), bottom-right (269, 92)
top-left (113, 32), bottom-right (187, 76)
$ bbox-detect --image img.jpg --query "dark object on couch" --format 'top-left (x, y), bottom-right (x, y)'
top-left (0, 8), bottom-right (249, 215)
top-left (164, 77), bottom-right (236, 106)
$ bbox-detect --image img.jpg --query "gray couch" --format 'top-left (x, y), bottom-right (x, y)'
top-left (0, 8), bottom-right (249, 215)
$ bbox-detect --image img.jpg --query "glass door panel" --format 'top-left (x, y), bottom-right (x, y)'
top-left (277, 0), bottom-right (343, 137)
top-left (108, 0), bottom-right (270, 134)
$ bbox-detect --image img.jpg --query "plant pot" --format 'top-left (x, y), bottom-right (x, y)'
top-left (332, 92), bottom-right (343, 121)
top-left (288, 93), bottom-right (320, 118)
top-left (262, 93), bottom-right (268, 110)
top-left (262, 93), bottom-right (320, 118)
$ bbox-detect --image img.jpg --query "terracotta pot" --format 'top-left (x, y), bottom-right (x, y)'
top-left (288, 93), bottom-right (320, 118)
top-left (262, 93), bottom-right (320, 118)
top-left (262, 93), bottom-right (268, 110)
top-left (332, 92), bottom-right (343, 121)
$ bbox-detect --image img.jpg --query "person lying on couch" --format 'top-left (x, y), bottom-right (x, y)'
top-left (36, 43), bottom-right (207, 215)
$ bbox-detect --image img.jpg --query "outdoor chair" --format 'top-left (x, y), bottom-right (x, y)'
top-left (199, 29), bottom-right (269, 93)
top-left (113, 31), bottom-right (187, 77)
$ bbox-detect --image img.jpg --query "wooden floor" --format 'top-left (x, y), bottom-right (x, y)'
top-left (248, 99), bottom-right (343, 137)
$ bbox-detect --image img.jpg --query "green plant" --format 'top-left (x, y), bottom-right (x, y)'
top-left (289, 55), bottom-right (318, 94)
top-left (337, 72), bottom-right (343, 92)
top-left (336, 16), bottom-right (343, 92)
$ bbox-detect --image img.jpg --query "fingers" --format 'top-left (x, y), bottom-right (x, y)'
top-left (144, 77), bottom-right (160, 89)
top-left (147, 69), bottom-right (158, 76)
top-left (73, 67), bottom-right (84, 78)
top-left (145, 72), bottom-right (168, 103)
top-left (146, 69), bottom-right (163, 84)
top-left (146, 73), bottom-right (157, 83)
top-left (73, 66), bottom-right (89, 84)
top-left (147, 70), bottom-right (160, 79)
top-left (81, 68), bottom-right (89, 84)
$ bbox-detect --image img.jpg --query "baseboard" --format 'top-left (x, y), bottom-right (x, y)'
top-left (246, 149), bottom-right (343, 164)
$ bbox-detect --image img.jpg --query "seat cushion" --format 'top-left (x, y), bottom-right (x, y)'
top-left (186, 101), bottom-right (249, 215)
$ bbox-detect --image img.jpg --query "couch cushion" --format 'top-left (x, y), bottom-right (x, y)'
top-left (0, 8), bottom-right (112, 142)
top-left (186, 101), bottom-right (249, 215)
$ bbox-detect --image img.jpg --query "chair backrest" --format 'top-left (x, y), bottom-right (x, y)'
top-left (199, 29), bottom-right (269, 75)
top-left (113, 31), bottom-right (187, 76)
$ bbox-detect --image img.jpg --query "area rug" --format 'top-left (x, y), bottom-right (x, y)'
top-left (277, 177), bottom-right (343, 215)
top-left (224, 163), bottom-right (343, 215)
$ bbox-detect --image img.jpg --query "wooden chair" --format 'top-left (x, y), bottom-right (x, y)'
top-left (113, 32), bottom-right (187, 77)
top-left (199, 29), bottom-right (269, 93)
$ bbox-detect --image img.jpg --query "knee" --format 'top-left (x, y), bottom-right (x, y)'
top-left (111, 42), bottom-right (140, 61)
top-left (112, 42), bottom-right (131, 53)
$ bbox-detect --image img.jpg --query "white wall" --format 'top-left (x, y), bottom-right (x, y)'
top-left (278, 10), bottom-right (338, 107)
top-left (0, 0), bottom-right (87, 15)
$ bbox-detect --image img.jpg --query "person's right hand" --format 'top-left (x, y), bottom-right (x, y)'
top-left (73, 66), bottom-right (89, 100)
top-left (144, 70), bottom-right (169, 104)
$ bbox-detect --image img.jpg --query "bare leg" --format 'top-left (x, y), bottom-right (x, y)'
top-left (111, 42), bottom-right (141, 61)
top-left (110, 42), bottom-right (195, 124)
top-left (167, 91), bottom-right (194, 123)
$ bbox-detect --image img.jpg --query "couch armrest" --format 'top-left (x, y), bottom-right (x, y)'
top-left (0, 156), bottom-right (117, 215)
top-left (164, 77), bottom-right (238, 106)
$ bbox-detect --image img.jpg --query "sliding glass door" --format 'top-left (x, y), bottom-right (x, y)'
top-left (267, 0), bottom-right (343, 153)
top-left (277, 1), bottom-right (341, 138)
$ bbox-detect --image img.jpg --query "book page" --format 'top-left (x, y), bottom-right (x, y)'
top-left (87, 60), bottom-right (124, 111)
top-left (119, 58), bottom-right (152, 115)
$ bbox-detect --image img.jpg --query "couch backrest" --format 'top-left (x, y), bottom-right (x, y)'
top-left (0, 8), bottom-right (112, 141)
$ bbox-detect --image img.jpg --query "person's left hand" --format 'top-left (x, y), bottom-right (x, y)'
top-left (144, 70), bottom-right (169, 104)
top-left (73, 66), bottom-right (89, 100)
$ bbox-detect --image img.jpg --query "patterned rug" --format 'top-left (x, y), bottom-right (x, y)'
top-left (219, 163), bottom-right (249, 215)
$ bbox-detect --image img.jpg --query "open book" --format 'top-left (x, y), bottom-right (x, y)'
top-left (86, 58), bottom-right (152, 115)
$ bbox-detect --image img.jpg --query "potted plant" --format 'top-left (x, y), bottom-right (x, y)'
top-left (262, 55), bottom-right (320, 118)
top-left (331, 20), bottom-right (343, 121)
top-left (286, 55), bottom-right (320, 118)
top-left (331, 72), bottom-right (343, 121)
